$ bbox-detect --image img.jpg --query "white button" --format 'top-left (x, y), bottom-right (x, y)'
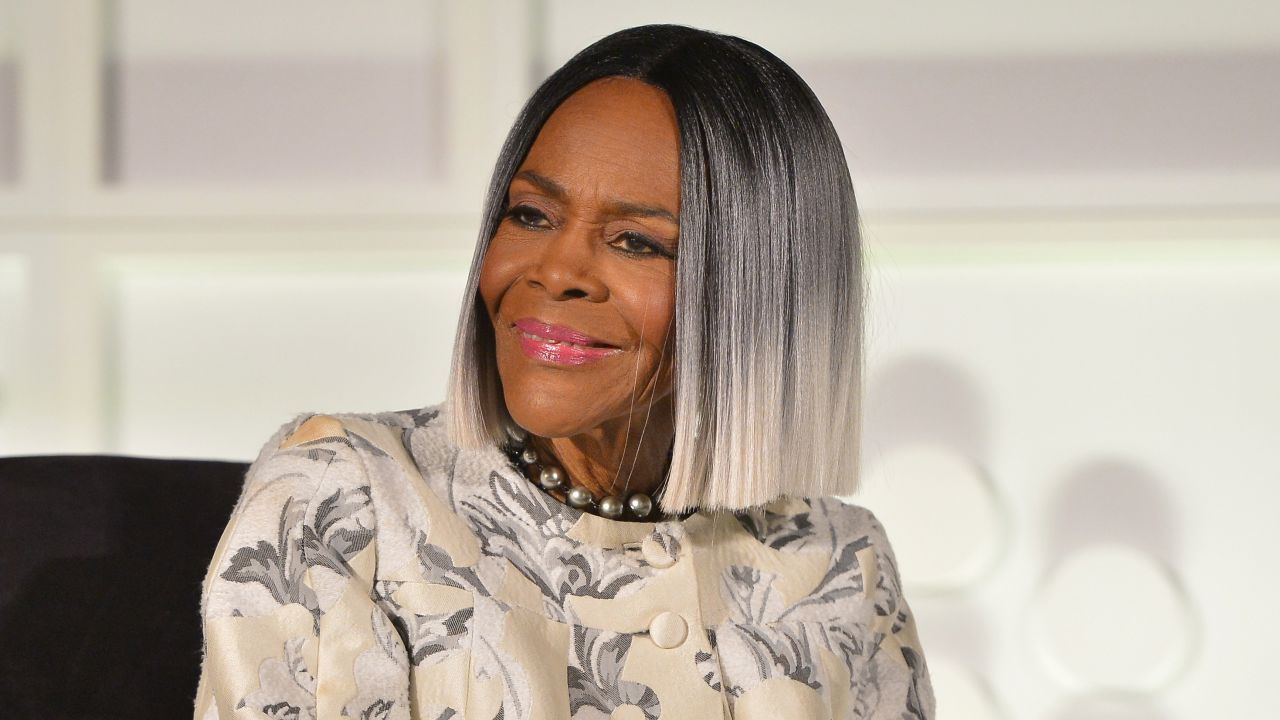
top-left (641, 535), bottom-right (675, 568)
top-left (648, 611), bottom-right (688, 649)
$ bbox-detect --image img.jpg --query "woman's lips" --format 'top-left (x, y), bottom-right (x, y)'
top-left (513, 317), bottom-right (615, 346)
top-left (511, 317), bottom-right (622, 366)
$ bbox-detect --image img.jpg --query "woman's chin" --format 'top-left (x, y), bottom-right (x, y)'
top-left (503, 393), bottom-right (604, 439)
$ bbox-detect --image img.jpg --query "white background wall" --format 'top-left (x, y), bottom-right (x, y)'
top-left (1, 1), bottom-right (1277, 718)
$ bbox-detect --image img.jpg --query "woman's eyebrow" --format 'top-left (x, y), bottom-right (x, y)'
top-left (513, 170), bottom-right (677, 224)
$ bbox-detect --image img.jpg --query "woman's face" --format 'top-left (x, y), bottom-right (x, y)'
top-left (479, 77), bottom-right (680, 439)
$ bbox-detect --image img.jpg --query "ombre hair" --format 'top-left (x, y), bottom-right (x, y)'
top-left (445, 24), bottom-right (864, 515)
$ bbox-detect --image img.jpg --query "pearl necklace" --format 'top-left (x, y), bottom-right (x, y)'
top-left (502, 431), bottom-right (663, 521)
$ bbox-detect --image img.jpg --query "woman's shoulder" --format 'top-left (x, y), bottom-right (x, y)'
top-left (734, 494), bottom-right (912, 621)
top-left (276, 403), bottom-right (445, 440)
top-left (806, 496), bottom-right (907, 595)
top-left (235, 403), bottom-right (454, 517)
top-left (267, 403), bottom-right (452, 462)
top-left (744, 494), bottom-right (896, 557)
top-left (212, 399), bottom-right (463, 591)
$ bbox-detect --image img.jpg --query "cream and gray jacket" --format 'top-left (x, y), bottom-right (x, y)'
top-left (194, 403), bottom-right (934, 719)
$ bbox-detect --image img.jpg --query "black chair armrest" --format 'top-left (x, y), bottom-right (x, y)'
top-left (0, 454), bottom-right (249, 719)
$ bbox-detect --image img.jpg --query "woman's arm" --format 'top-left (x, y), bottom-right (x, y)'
top-left (858, 509), bottom-right (936, 720)
top-left (193, 414), bottom-right (410, 719)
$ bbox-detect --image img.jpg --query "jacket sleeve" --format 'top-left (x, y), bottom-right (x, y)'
top-left (859, 509), bottom-right (936, 720)
top-left (192, 413), bottom-right (411, 720)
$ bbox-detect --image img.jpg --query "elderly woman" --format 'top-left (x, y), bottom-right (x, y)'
top-left (194, 24), bottom-right (934, 720)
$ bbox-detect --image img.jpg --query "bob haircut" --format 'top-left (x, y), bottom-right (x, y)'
top-left (445, 23), bottom-right (864, 515)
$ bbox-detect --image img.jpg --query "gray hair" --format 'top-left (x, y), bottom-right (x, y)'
top-left (445, 24), bottom-right (864, 514)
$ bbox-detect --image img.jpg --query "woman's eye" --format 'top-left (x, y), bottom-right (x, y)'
top-left (613, 232), bottom-right (671, 258)
top-left (506, 205), bottom-right (549, 228)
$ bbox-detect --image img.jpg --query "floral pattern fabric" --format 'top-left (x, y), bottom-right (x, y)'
top-left (193, 404), bottom-right (934, 719)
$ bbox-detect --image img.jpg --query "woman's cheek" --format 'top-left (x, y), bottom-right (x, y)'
top-left (477, 244), bottom-right (519, 316)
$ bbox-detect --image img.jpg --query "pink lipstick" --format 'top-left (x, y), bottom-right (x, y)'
top-left (512, 317), bottom-right (622, 366)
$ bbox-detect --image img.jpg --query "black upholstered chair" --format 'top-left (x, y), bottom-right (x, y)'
top-left (0, 454), bottom-right (250, 719)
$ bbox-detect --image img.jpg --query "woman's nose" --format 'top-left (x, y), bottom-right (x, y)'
top-left (526, 221), bottom-right (608, 302)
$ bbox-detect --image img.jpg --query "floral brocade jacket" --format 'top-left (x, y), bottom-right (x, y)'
top-left (194, 404), bottom-right (935, 720)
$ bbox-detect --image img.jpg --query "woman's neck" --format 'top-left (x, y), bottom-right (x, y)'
top-left (528, 416), bottom-right (674, 503)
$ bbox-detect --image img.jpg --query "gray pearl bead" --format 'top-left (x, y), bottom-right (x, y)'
top-left (520, 447), bottom-right (539, 465)
top-left (539, 465), bottom-right (564, 490)
top-left (505, 424), bottom-right (528, 444)
top-left (627, 493), bottom-right (653, 518)
top-left (598, 495), bottom-right (625, 518)
top-left (566, 486), bottom-right (594, 508)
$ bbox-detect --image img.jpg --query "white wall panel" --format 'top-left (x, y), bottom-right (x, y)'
top-left (798, 53), bottom-right (1280, 209)
top-left (0, 0), bottom-right (16, 185)
top-left (0, 1), bottom-right (11, 57)
top-left (105, 0), bottom-right (446, 185)
top-left (113, 0), bottom-right (436, 59)
top-left (543, 0), bottom-right (1280, 61)
top-left (0, 254), bottom-right (27, 454)
top-left (852, 245), bottom-right (1280, 718)
top-left (541, 2), bottom-right (1280, 211)
top-left (107, 253), bottom-right (468, 459)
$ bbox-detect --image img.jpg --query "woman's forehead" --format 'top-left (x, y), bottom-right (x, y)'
top-left (516, 78), bottom-right (680, 212)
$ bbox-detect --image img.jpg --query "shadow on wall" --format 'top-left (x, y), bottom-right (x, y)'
top-left (1045, 462), bottom-right (1181, 567)
top-left (860, 351), bottom-right (1198, 716)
